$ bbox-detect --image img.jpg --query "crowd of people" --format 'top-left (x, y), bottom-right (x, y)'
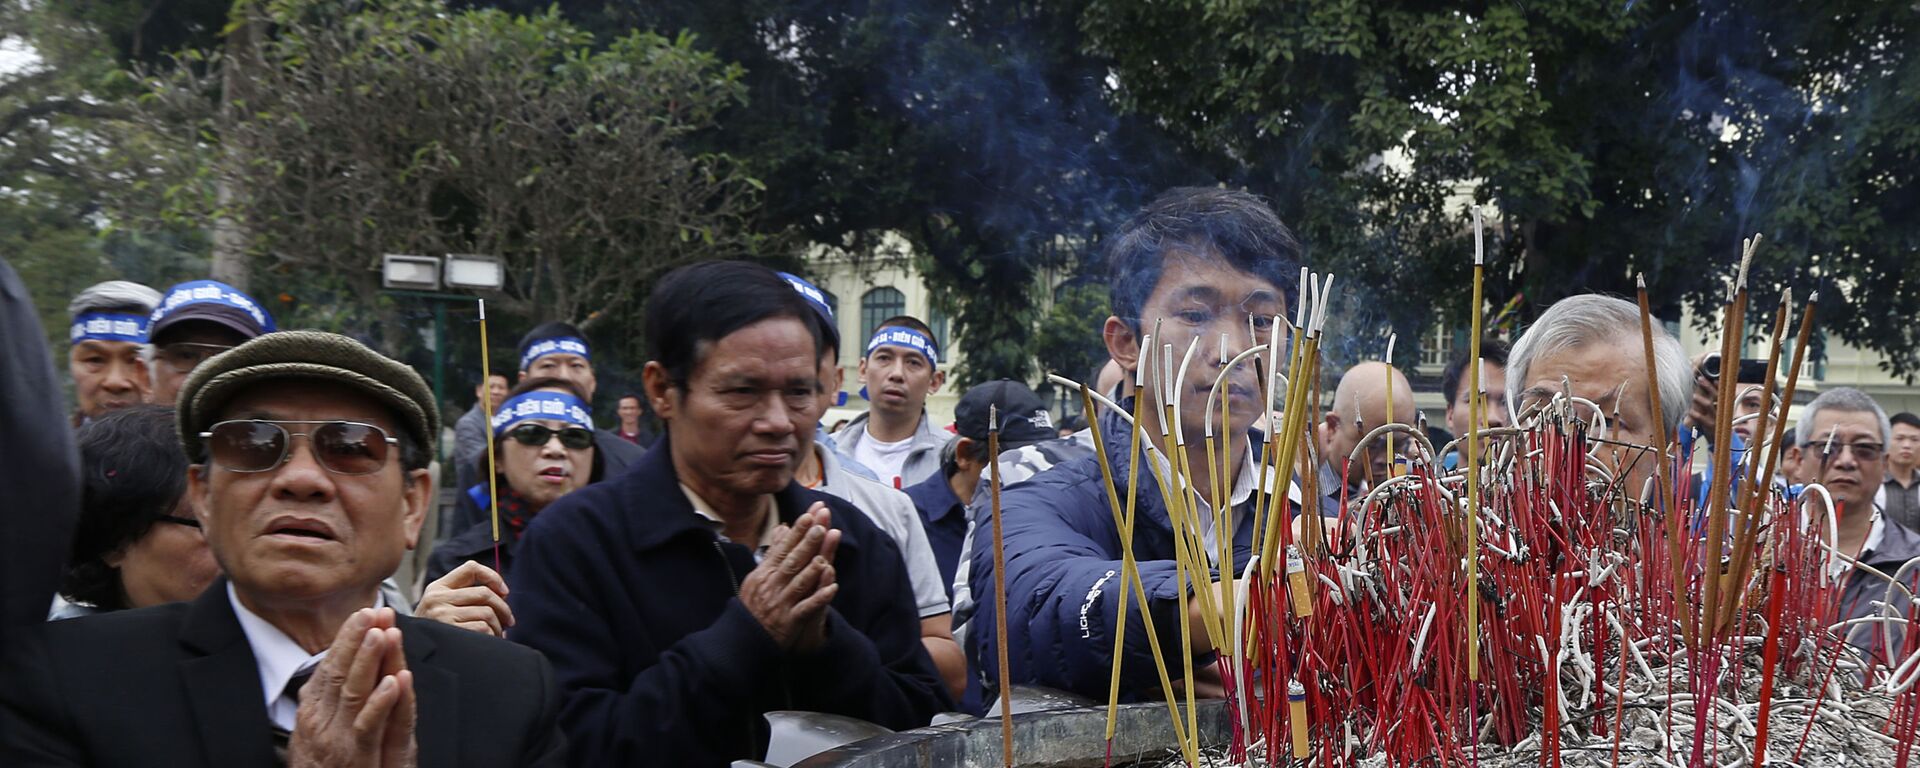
top-left (2, 186), bottom-right (1915, 766)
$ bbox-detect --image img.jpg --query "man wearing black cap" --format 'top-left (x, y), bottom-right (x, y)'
top-left (513, 322), bottom-right (643, 477)
top-left (1, 331), bottom-right (565, 767)
top-left (147, 279), bottom-right (276, 405)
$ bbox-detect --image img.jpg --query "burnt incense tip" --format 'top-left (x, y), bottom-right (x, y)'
top-left (989, 403), bottom-right (999, 433)
top-left (1636, 273), bottom-right (1646, 290)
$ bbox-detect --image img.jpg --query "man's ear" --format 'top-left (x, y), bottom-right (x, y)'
top-left (186, 464), bottom-right (212, 527)
top-left (401, 468), bottom-right (433, 550)
top-left (1102, 316), bottom-right (1139, 379)
top-left (642, 361), bottom-right (677, 421)
top-left (929, 369), bottom-right (946, 395)
top-left (518, 369), bottom-right (530, 383)
top-left (954, 437), bottom-right (980, 470)
top-left (856, 356), bottom-right (871, 383)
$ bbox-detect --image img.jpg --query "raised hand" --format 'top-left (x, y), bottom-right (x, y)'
top-left (737, 503), bottom-right (841, 653)
top-left (288, 607), bottom-right (419, 768)
top-left (417, 561), bottom-right (514, 637)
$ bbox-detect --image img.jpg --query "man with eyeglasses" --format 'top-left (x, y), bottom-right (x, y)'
top-left (415, 377), bottom-right (604, 637)
top-left (2, 331), bottom-right (566, 767)
top-left (66, 280), bottom-right (163, 425)
top-left (1783, 387), bottom-right (1920, 669)
top-left (508, 261), bottom-right (949, 766)
top-left (146, 279), bottom-right (275, 405)
top-left (967, 187), bottom-right (1299, 703)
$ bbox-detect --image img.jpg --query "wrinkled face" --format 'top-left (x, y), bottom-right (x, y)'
top-left (525, 353), bottom-right (596, 400)
top-left (188, 380), bottom-right (429, 605)
top-left (1113, 252), bottom-right (1284, 443)
top-left (654, 318), bottom-right (821, 500)
top-left (498, 415), bottom-right (593, 513)
top-left (858, 339), bottom-right (942, 420)
top-left (616, 396), bottom-right (642, 426)
top-left (1515, 338), bottom-right (1662, 500)
top-left (151, 324), bottom-right (248, 405)
top-left (1445, 364), bottom-right (1510, 444)
top-left (1794, 409), bottom-right (1885, 515)
top-left (110, 497), bottom-right (220, 609)
top-left (1890, 423), bottom-right (1920, 469)
top-left (69, 340), bottom-right (149, 418)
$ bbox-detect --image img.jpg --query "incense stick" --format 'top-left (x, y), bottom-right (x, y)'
top-left (988, 405), bottom-right (1013, 768)
top-left (479, 299), bottom-right (502, 572)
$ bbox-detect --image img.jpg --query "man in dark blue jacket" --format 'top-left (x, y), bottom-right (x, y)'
top-left (507, 261), bottom-right (950, 767)
top-left (966, 187), bottom-right (1305, 702)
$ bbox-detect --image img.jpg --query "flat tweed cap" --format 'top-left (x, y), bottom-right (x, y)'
top-left (177, 330), bottom-right (439, 462)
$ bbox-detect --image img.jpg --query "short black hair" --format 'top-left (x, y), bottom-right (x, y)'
top-left (1441, 339), bottom-right (1511, 406)
top-left (1105, 187), bottom-right (1303, 335)
top-left (876, 315), bottom-right (935, 340)
top-left (617, 392), bottom-right (644, 406)
top-left (63, 405), bottom-right (188, 612)
top-left (506, 375), bottom-right (589, 403)
top-left (1894, 412), bottom-right (1920, 431)
top-left (517, 321), bottom-right (589, 371)
top-left (646, 261), bottom-right (823, 388)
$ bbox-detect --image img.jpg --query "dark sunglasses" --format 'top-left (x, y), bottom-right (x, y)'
top-left (201, 420), bottom-right (398, 476)
top-left (505, 423), bottom-right (595, 450)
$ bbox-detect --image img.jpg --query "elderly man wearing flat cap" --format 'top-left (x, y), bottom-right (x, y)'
top-left (1, 331), bottom-right (565, 768)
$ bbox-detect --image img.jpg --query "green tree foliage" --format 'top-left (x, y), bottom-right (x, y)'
top-left (2, 2), bottom-right (207, 353)
top-left (104, 0), bottom-right (771, 365)
top-left (1083, 0), bottom-right (1920, 374)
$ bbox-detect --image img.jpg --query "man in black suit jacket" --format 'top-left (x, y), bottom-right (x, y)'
top-left (1, 331), bottom-right (565, 767)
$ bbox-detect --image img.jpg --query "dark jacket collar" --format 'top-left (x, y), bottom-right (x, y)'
top-left (624, 432), bottom-right (821, 551)
top-left (903, 470), bottom-right (964, 523)
top-left (177, 578), bottom-right (451, 768)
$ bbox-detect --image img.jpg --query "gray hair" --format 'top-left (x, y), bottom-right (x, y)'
top-left (1506, 293), bottom-right (1692, 432)
top-left (67, 280), bottom-right (162, 318)
top-left (1795, 386), bottom-right (1891, 447)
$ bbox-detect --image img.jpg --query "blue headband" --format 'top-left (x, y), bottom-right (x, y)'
top-left (866, 327), bottom-right (939, 367)
top-left (779, 272), bottom-right (835, 322)
top-left (69, 312), bottom-right (151, 346)
top-left (150, 280), bottom-right (275, 332)
top-left (490, 391), bottom-right (593, 437)
top-left (520, 337), bottom-right (590, 371)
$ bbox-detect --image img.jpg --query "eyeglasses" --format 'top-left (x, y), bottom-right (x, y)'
top-left (156, 514), bottom-right (201, 529)
top-left (201, 420), bottom-right (398, 475)
top-left (1810, 441), bottom-right (1884, 463)
top-left (505, 423), bottom-right (595, 450)
top-left (154, 342), bottom-right (235, 374)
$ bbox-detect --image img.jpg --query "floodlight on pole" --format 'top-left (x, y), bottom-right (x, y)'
top-left (381, 254), bottom-right (441, 291)
top-left (444, 254), bottom-right (505, 291)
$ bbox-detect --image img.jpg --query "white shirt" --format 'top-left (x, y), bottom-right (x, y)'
top-left (850, 429), bottom-right (915, 488)
top-left (228, 583), bottom-right (385, 731)
top-left (1141, 438), bottom-right (1273, 563)
top-left (813, 445), bottom-right (954, 617)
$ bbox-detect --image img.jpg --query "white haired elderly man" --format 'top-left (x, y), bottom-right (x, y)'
top-left (1505, 293), bottom-right (1694, 501)
top-left (1784, 387), bottom-right (1920, 669)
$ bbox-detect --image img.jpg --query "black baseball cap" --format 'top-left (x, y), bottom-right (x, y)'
top-left (954, 380), bottom-right (1056, 450)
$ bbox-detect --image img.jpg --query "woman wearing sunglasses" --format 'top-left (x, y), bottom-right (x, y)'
top-left (417, 378), bottom-right (601, 636)
top-left (52, 405), bottom-right (220, 619)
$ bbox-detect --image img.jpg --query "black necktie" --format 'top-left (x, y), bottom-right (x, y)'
top-left (271, 668), bottom-right (317, 766)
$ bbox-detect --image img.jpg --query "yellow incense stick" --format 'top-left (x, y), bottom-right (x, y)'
top-left (479, 300), bottom-right (502, 547)
top-left (1466, 210), bottom-right (1485, 681)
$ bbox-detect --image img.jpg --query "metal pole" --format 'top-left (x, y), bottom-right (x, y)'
top-left (432, 301), bottom-right (447, 420)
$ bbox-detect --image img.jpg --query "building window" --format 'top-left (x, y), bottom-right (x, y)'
top-left (929, 306), bottom-right (951, 355)
top-left (861, 287), bottom-right (905, 344)
top-left (823, 289), bottom-right (839, 317)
